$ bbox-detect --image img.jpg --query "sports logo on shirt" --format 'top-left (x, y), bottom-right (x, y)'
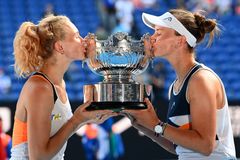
top-left (51, 113), bottom-right (62, 121)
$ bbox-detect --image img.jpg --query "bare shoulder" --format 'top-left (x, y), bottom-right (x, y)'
top-left (16, 75), bottom-right (55, 121)
top-left (189, 69), bottom-right (220, 90)
top-left (187, 69), bottom-right (222, 103)
top-left (189, 69), bottom-right (225, 109)
top-left (22, 76), bottom-right (55, 109)
top-left (24, 76), bottom-right (52, 95)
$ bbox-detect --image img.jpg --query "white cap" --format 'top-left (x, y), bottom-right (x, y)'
top-left (142, 12), bottom-right (197, 47)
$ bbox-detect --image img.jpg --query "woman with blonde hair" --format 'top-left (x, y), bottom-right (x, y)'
top-left (11, 15), bottom-right (115, 160)
top-left (122, 9), bottom-right (236, 159)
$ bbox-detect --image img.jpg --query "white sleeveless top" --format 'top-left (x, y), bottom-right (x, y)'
top-left (10, 74), bottom-right (73, 160)
top-left (175, 64), bottom-right (236, 160)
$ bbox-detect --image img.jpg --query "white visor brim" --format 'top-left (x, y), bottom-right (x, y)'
top-left (142, 12), bottom-right (197, 47)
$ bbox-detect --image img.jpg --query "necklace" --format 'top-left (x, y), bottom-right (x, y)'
top-left (173, 63), bottom-right (198, 93)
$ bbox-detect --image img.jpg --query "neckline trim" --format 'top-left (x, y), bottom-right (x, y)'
top-left (173, 63), bottom-right (199, 95)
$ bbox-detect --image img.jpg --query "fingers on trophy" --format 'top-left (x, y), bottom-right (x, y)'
top-left (84, 33), bottom-right (96, 58)
top-left (83, 32), bottom-right (153, 112)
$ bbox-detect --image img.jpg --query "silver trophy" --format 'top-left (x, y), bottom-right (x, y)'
top-left (84, 32), bottom-right (152, 111)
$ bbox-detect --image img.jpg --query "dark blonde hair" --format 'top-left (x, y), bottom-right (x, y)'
top-left (169, 9), bottom-right (220, 49)
top-left (13, 15), bottom-right (70, 77)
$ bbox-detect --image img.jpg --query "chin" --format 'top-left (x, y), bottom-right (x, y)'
top-left (154, 52), bottom-right (163, 57)
top-left (76, 52), bottom-right (85, 60)
top-left (75, 57), bottom-right (83, 61)
top-left (79, 56), bottom-right (87, 61)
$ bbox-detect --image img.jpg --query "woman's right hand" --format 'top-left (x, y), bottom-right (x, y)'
top-left (84, 33), bottom-right (96, 59)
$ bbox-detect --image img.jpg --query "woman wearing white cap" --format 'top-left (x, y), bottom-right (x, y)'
top-left (122, 9), bottom-right (236, 159)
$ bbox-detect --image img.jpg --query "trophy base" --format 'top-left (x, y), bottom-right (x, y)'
top-left (86, 102), bottom-right (147, 112)
top-left (84, 83), bottom-right (151, 111)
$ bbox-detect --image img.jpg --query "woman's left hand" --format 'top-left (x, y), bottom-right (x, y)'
top-left (121, 98), bottom-right (160, 130)
top-left (91, 110), bottom-right (118, 124)
top-left (143, 34), bottom-right (153, 58)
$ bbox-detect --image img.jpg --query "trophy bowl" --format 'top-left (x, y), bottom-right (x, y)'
top-left (84, 32), bottom-right (152, 111)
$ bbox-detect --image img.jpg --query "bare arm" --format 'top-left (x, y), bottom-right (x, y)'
top-left (25, 78), bottom-right (115, 160)
top-left (120, 112), bottom-right (176, 154)
top-left (123, 70), bottom-right (220, 156)
top-left (162, 70), bottom-right (219, 155)
top-left (25, 78), bottom-right (78, 159)
top-left (133, 122), bottom-right (176, 154)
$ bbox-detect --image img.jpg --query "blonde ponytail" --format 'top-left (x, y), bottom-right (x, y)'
top-left (14, 22), bottom-right (43, 77)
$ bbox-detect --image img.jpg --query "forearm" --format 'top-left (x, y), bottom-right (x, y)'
top-left (163, 125), bottom-right (215, 156)
top-left (133, 123), bottom-right (176, 154)
top-left (29, 117), bottom-right (83, 159)
top-left (47, 116), bottom-right (84, 154)
top-left (134, 118), bottom-right (215, 155)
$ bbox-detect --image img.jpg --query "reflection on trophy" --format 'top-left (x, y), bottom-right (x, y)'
top-left (84, 32), bottom-right (152, 111)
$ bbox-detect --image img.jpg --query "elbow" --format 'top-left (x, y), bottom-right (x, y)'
top-left (29, 149), bottom-right (51, 160)
top-left (29, 154), bottom-right (47, 160)
top-left (30, 154), bottom-right (50, 160)
top-left (200, 140), bottom-right (215, 156)
top-left (201, 147), bottom-right (214, 156)
top-left (29, 154), bottom-right (43, 160)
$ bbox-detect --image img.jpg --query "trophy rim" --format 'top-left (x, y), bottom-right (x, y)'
top-left (86, 32), bottom-right (151, 77)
